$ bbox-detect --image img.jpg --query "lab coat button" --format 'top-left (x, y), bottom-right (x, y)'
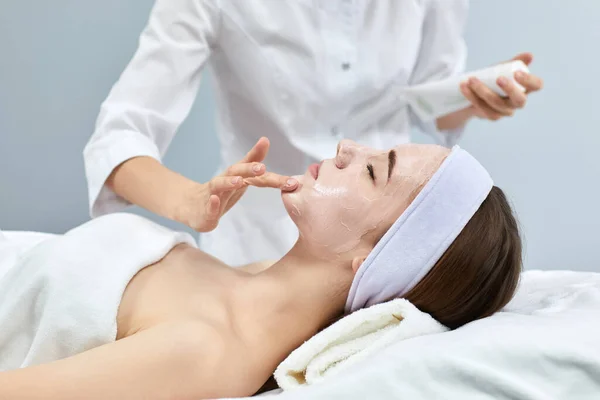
top-left (341, 62), bottom-right (351, 70)
top-left (331, 126), bottom-right (342, 138)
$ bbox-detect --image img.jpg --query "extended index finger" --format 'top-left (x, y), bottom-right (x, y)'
top-left (244, 172), bottom-right (298, 191)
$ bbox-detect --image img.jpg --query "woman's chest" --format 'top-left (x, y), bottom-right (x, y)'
top-left (117, 245), bottom-right (236, 338)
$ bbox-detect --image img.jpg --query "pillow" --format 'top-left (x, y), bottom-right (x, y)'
top-left (223, 270), bottom-right (600, 400)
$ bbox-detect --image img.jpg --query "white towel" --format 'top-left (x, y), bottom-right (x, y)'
top-left (274, 298), bottom-right (448, 390)
top-left (0, 213), bottom-right (196, 370)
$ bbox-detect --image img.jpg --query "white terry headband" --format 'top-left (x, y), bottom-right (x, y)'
top-left (345, 146), bottom-right (494, 313)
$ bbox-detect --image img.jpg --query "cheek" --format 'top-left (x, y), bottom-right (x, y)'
top-left (340, 196), bottom-right (391, 233)
top-left (285, 188), bottom-right (355, 246)
top-left (281, 169), bottom-right (398, 255)
top-left (303, 193), bottom-right (384, 253)
top-left (281, 180), bottom-right (341, 227)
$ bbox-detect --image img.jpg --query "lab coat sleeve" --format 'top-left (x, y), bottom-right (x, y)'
top-left (83, 0), bottom-right (221, 218)
top-left (408, 0), bottom-right (469, 147)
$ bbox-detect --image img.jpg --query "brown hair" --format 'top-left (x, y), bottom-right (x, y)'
top-left (403, 186), bottom-right (522, 329)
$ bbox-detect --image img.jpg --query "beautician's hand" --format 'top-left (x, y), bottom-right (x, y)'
top-left (181, 137), bottom-right (298, 232)
top-left (460, 52), bottom-right (544, 121)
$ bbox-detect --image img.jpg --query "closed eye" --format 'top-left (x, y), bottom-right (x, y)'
top-left (367, 163), bottom-right (375, 182)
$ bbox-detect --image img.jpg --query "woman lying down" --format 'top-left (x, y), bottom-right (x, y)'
top-left (0, 140), bottom-right (522, 399)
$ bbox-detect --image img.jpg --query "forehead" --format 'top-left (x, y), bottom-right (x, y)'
top-left (393, 143), bottom-right (449, 157)
top-left (363, 143), bottom-right (448, 158)
top-left (387, 144), bottom-right (449, 183)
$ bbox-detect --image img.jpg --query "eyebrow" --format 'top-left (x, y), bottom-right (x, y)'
top-left (387, 149), bottom-right (396, 181)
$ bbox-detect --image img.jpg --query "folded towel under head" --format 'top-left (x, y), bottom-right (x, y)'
top-left (274, 298), bottom-right (448, 390)
top-left (265, 271), bottom-right (600, 398)
top-left (345, 146), bottom-right (493, 312)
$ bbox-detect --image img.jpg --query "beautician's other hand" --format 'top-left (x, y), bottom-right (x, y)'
top-left (181, 137), bottom-right (298, 232)
top-left (460, 52), bottom-right (544, 121)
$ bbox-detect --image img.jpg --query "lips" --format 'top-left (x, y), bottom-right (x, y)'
top-left (308, 161), bottom-right (322, 180)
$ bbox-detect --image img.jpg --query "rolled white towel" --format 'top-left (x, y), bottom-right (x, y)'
top-left (274, 298), bottom-right (447, 390)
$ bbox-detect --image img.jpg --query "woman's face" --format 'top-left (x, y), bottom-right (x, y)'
top-left (282, 140), bottom-right (450, 258)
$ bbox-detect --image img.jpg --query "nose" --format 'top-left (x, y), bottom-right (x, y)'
top-left (335, 139), bottom-right (359, 168)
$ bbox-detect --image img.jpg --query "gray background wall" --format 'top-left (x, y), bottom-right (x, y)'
top-left (1, 1), bottom-right (598, 272)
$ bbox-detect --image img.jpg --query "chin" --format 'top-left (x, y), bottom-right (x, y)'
top-left (281, 190), bottom-right (303, 221)
top-left (280, 175), bottom-right (307, 220)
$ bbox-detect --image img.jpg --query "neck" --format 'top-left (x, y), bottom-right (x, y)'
top-left (236, 241), bottom-right (354, 363)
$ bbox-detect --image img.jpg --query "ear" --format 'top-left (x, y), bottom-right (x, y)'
top-left (351, 253), bottom-right (369, 274)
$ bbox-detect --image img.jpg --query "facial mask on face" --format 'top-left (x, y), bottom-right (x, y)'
top-left (404, 60), bottom-right (530, 122)
top-left (305, 178), bottom-right (364, 255)
top-left (345, 146), bottom-right (493, 313)
top-left (285, 144), bottom-right (450, 261)
top-left (313, 183), bottom-right (348, 198)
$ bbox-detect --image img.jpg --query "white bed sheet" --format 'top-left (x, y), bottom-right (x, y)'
top-left (224, 270), bottom-right (600, 400)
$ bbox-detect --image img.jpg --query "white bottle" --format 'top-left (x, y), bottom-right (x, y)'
top-left (405, 60), bottom-right (530, 121)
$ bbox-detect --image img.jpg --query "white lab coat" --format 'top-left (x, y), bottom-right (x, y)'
top-left (84, 0), bottom-right (468, 266)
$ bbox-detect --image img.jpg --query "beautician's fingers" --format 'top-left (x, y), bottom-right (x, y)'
top-left (244, 173), bottom-right (298, 191)
top-left (208, 176), bottom-right (246, 194)
top-left (240, 137), bottom-right (270, 164)
top-left (223, 162), bottom-right (266, 178)
top-left (460, 82), bottom-right (505, 121)
top-left (204, 194), bottom-right (221, 223)
top-left (497, 77), bottom-right (527, 109)
top-left (514, 71), bottom-right (544, 94)
top-left (467, 77), bottom-right (514, 116)
top-left (511, 52), bottom-right (534, 66)
top-left (509, 52), bottom-right (543, 93)
top-left (221, 185), bottom-right (251, 214)
top-left (218, 190), bottom-right (237, 214)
